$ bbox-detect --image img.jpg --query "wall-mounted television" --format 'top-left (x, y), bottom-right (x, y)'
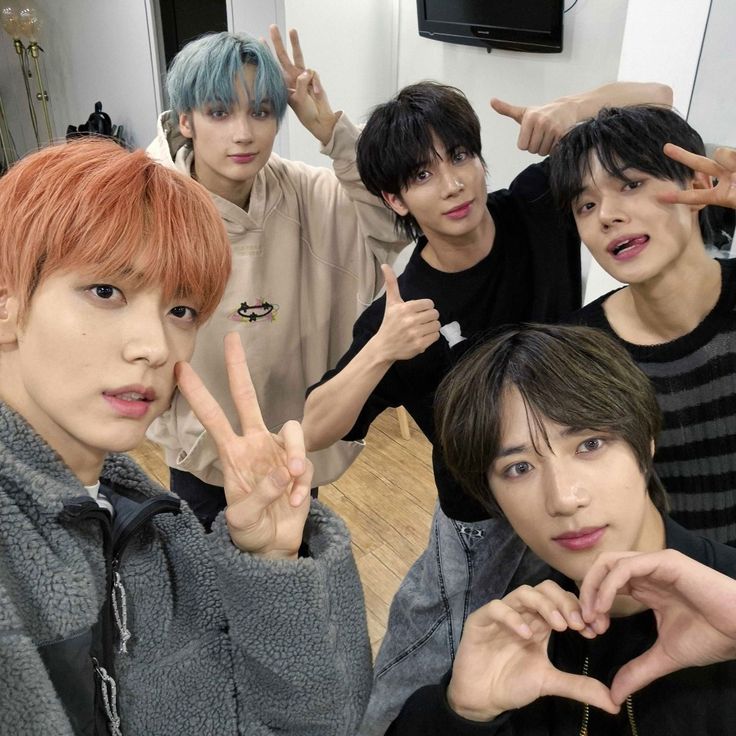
top-left (417, 0), bottom-right (564, 54)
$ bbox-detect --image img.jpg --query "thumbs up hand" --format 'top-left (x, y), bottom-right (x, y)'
top-left (374, 264), bottom-right (441, 362)
top-left (491, 96), bottom-right (578, 156)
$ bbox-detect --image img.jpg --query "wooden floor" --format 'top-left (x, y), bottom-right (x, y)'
top-left (128, 408), bottom-right (433, 657)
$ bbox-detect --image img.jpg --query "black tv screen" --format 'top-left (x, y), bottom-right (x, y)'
top-left (417, 0), bottom-right (564, 54)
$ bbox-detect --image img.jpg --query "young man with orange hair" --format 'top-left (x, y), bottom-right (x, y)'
top-left (0, 140), bottom-right (370, 735)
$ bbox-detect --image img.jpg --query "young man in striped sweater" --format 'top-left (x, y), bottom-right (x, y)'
top-left (551, 105), bottom-right (736, 546)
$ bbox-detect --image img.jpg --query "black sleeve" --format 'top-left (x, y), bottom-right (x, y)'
top-left (387, 672), bottom-right (512, 736)
top-left (306, 297), bottom-right (407, 441)
top-left (504, 160), bottom-right (583, 322)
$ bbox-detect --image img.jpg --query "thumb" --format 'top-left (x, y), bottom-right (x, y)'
top-left (544, 671), bottom-right (619, 715)
top-left (609, 648), bottom-right (678, 705)
top-left (381, 264), bottom-right (403, 305)
top-left (491, 97), bottom-right (526, 125)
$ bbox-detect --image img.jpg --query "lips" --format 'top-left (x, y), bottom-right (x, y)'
top-left (552, 526), bottom-right (607, 551)
top-left (444, 201), bottom-right (473, 219)
top-left (607, 234), bottom-right (649, 259)
top-left (103, 386), bottom-right (156, 419)
top-left (228, 153), bottom-right (257, 164)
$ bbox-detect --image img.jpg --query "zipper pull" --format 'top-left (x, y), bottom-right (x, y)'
top-left (112, 564), bottom-right (132, 654)
top-left (93, 658), bottom-right (123, 736)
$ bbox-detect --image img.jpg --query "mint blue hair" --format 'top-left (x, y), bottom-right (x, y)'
top-left (166, 32), bottom-right (288, 122)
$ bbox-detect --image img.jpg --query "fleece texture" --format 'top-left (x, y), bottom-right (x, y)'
top-left (0, 403), bottom-right (372, 735)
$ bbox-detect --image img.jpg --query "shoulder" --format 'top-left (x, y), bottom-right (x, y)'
top-left (568, 290), bottom-right (620, 328)
top-left (665, 517), bottom-right (736, 577)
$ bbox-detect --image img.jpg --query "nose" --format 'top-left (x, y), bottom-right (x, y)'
top-left (544, 463), bottom-right (590, 517)
top-left (439, 165), bottom-right (464, 198)
top-left (232, 112), bottom-right (253, 144)
top-left (122, 315), bottom-right (170, 368)
top-left (597, 195), bottom-right (627, 230)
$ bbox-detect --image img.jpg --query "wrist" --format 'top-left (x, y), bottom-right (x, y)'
top-left (315, 111), bottom-right (340, 147)
top-left (367, 332), bottom-right (399, 367)
top-left (446, 679), bottom-right (503, 722)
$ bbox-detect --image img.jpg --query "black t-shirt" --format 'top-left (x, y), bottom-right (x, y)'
top-left (310, 161), bottom-right (582, 521)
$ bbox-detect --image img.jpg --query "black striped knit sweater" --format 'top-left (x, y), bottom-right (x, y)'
top-left (572, 257), bottom-right (736, 547)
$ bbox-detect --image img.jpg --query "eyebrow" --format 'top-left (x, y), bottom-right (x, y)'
top-left (495, 427), bottom-right (592, 459)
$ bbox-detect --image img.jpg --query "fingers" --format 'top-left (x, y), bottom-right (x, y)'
top-left (508, 581), bottom-right (591, 636)
top-left (268, 24), bottom-right (290, 69)
top-left (580, 551), bottom-right (668, 622)
top-left (490, 97), bottom-right (525, 124)
top-left (175, 361), bottom-right (235, 448)
top-left (278, 420), bottom-right (313, 507)
top-left (609, 647), bottom-right (678, 705)
top-left (288, 28), bottom-right (305, 70)
top-left (223, 332), bottom-right (268, 434)
top-left (543, 670), bottom-right (619, 715)
top-left (382, 264), bottom-right (403, 305)
top-left (663, 143), bottom-right (722, 177)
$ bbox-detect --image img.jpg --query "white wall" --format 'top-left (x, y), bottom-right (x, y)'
top-left (280, 0), bottom-right (398, 167)
top-left (279, 0), bottom-right (630, 188)
top-left (1, 0), bottom-right (163, 153)
top-left (397, 0), bottom-right (628, 190)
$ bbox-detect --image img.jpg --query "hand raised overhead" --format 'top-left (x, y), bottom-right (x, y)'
top-left (268, 24), bottom-right (337, 146)
top-left (373, 264), bottom-right (440, 362)
top-left (176, 332), bottom-right (312, 559)
top-left (579, 549), bottom-right (736, 705)
top-left (658, 143), bottom-right (736, 209)
top-left (446, 580), bottom-right (618, 722)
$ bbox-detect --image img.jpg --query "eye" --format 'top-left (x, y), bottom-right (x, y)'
top-left (208, 108), bottom-right (228, 120)
top-left (251, 107), bottom-right (271, 119)
top-left (86, 284), bottom-right (124, 304)
top-left (452, 149), bottom-right (469, 164)
top-left (503, 461), bottom-right (533, 479)
top-left (413, 169), bottom-right (431, 184)
top-left (622, 180), bottom-right (642, 192)
top-left (576, 201), bottom-right (595, 215)
top-left (577, 437), bottom-right (605, 454)
top-left (169, 305), bottom-right (198, 324)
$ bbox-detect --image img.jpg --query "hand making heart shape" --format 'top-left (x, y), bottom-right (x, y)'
top-left (445, 579), bottom-right (618, 722)
top-left (446, 549), bottom-right (736, 723)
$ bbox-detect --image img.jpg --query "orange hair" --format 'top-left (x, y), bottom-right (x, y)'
top-left (0, 138), bottom-right (231, 322)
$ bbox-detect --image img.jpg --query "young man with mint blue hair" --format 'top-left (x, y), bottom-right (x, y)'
top-left (147, 28), bottom-right (407, 526)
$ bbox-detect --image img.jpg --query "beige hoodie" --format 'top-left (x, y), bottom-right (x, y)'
top-left (146, 110), bottom-right (408, 486)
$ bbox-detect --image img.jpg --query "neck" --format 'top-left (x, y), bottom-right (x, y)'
top-left (420, 211), bottom-right (495, 273)
top-left (605, 243), bottom-right (721, 344)
top-left (192, 160), bottom-right (254, 211)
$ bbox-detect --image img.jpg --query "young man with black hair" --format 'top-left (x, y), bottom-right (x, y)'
top-left (389, 323), bottom-right (736, 734)
top-left (551, 106), bottom-right (736, 546)
top-left (303, 80), bottom-right (672, 734)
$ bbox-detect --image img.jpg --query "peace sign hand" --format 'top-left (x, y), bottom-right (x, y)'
top-left (658, 143), bottom-right (736, 209)
top-left (176, 332), bottom-right (312, 559)
top-left (268, 24), bottom-right (338, 146)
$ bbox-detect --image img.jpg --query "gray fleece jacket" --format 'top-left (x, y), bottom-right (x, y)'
top-left (0, 403), bottom-right (372, 735)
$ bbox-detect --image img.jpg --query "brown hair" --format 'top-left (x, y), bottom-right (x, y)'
top-left (435, 323), bottom-right (667, 517)
top-left (0, 138), bottom-right (231, 322)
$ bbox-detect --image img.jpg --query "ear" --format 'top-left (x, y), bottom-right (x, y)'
top-left (382, 191), bottom-right (409, 217)
top-left (179, 112), bottom-right (194, 141)
top-left (0, 287), bottom-right (20, 345)
top-left (687, 170), bottom-right (713, 212)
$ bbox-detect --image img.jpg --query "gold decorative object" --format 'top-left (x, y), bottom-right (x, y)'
top-left (1, 3), bottom-right (54, 145)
